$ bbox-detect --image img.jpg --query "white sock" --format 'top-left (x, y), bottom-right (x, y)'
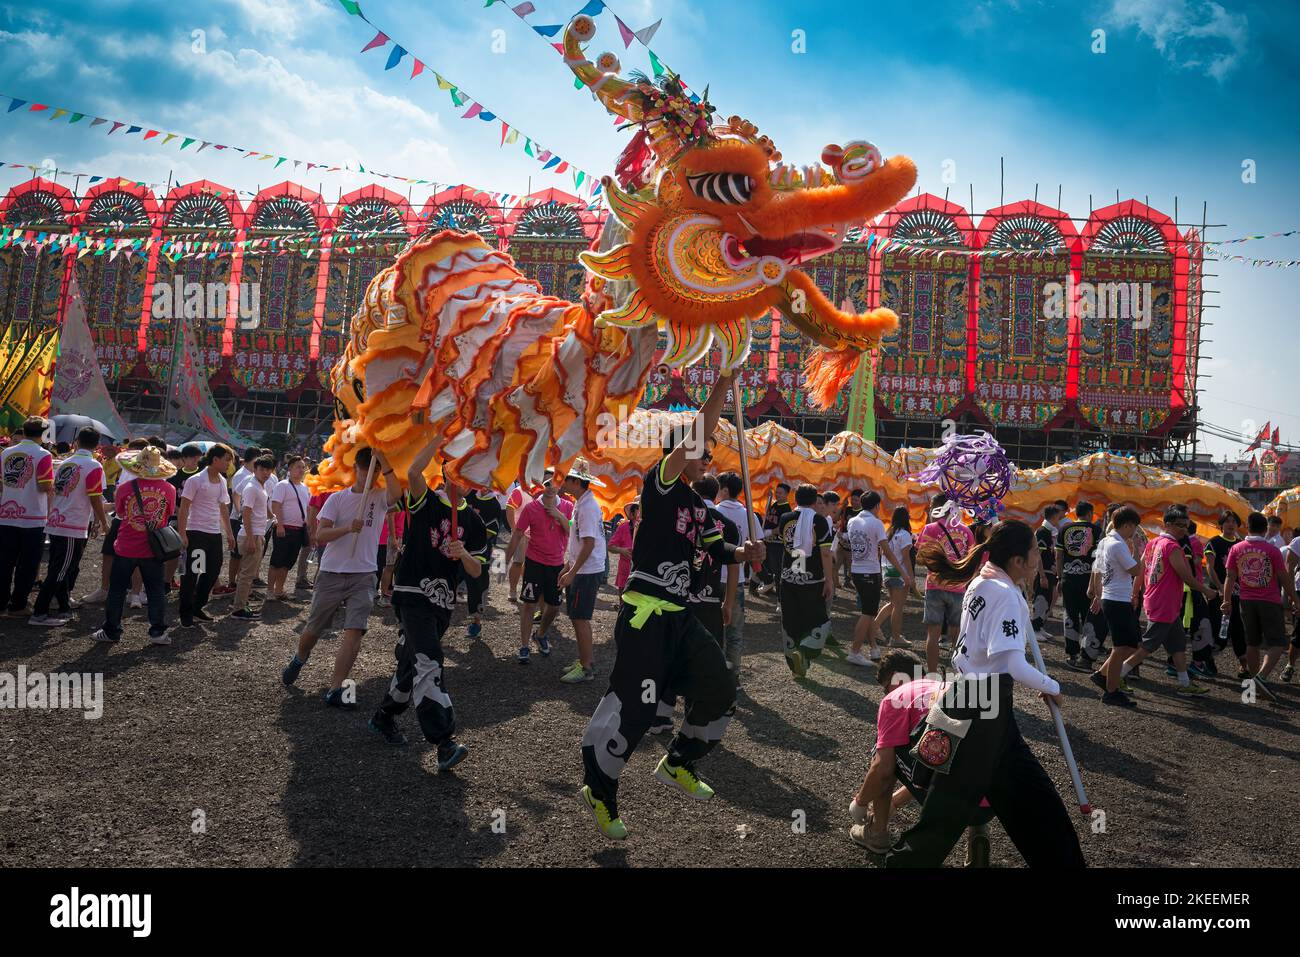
top-left (1177, 671), bottom-right (1190, 686)
top-left (1120, 661), bottom-right (1134, 677)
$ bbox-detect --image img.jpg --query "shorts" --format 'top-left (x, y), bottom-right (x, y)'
top-left (565, 571), bottom-right (602, 621)
top-left (302, 570), bottom-right (377, 635)
top-left (101, 516), bottom-right (121, 557)
top-left (269, 526), bottom-right (308, 570)
top-left (884, 575), bottom-right (906, 591)
top-left (853, 572), bottom-right (882, 616)
top-left (521, 557), bottom-right (562, 607)
top-left (1140, 618), bottom-right (1187, 655)
top-left (923, 588), bottom-right (963, 628)
top-left (1102, 598), bottom-right (1141, 648)
top-left (1240, 599), bottom-right (1287, 649)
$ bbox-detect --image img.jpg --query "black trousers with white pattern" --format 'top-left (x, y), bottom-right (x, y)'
top-left (376, 601), bottom-right (456, 746)
top-left (582, 600), bottom-right (736, 805)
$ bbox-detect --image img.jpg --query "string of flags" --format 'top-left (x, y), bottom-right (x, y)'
top-left (335, 0), bottom-right (603, 197)
top-left (0, 93), bottom-right (599, 205)
top-left (489, 0), bottom-right (671, 86)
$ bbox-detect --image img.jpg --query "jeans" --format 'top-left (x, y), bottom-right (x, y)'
top-left (723, 587), bottom-right (745, 676)
top-left (102, 555), bottom-right (167, 640)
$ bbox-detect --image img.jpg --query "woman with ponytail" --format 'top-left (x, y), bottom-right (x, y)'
top-left (886, 519), bottom-right (1086, 868)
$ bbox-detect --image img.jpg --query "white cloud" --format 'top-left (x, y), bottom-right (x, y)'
top-left (1108, 0), bottom-right (1248, 81)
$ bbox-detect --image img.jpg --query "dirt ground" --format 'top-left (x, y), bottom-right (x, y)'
top-left (1, 548), bottom-right (1296, 869)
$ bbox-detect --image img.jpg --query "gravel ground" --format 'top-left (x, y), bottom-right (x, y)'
top-left (1, 549), bottom-right (1296, 868)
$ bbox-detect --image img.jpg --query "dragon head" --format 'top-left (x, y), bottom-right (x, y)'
top-left (565, 14), bottom-right (917, 405)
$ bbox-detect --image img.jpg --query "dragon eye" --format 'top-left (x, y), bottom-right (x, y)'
top-left (686, 172), bottom-right (754, 204)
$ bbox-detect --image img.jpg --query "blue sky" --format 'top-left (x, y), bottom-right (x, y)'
top-left (2, 0), bottom-right (1297, 458)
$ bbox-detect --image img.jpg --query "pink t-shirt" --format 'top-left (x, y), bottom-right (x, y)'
top-left (917, 521), bottom-right (976, 593)
top-left (1189, 536), bottom-right (1206, 583)
top-left (875, 677), bottom-right (944, 748)
top-left (1143, 534), bottom-right (1185, 623)
top-left (1227, 537), bottom-right (1287, 604)
top-left (516, 497), bottom-right (573, 566)
top-left (610, 519), bottom-right (636, 590)
top-left (379, 507), bottom-right (406, 546)
top-left (113, 478), bottom-right (177, 559)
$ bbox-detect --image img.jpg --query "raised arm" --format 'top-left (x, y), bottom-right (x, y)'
top-left (663, 371), bottom-right (732, 486)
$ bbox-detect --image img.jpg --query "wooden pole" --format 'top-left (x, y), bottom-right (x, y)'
top-left (1025, 626), bottom-right (1090, 815)
top-left (731, 382), bottom-right (760, 543)
top-left (349, 454), bottom-right (379, 558)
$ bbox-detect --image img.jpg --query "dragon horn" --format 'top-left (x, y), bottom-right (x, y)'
top-left (563, 14), bottom-right (640, 123)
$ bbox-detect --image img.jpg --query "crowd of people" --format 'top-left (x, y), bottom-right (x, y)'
top-left (3, 390), bottom-right (1300, 864)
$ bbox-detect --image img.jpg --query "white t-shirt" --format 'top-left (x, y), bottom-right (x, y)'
top-left (1266, 532), bottom-right (1285, 551)
top-left (1096, 529), bottom-right (1139, 601)
top-left (181, 469), bottom-right (231, 535)
top-left (0, 439), bottom-right (54, 528)
top-left (45, 450), bottom-right (105, 539)
top-left (565, 489), bottom-right (608, 575)
top-left (846, 511), bottom-right (887, 574)
top-left (263, 474), bottom-right (280, 513)
top-left (271, 480), bottom-right (310, 528)
top-left (240, 478), bottom-right (271, 538)
top-left (318, 487), bottom-right (386, 574)
top-left (953, 575), bottom-right (1035, 676)
top-left (230, 466), bottom-right (253, 517)
top-left (716, 498), bottom-right (759, 584)
top-left (883, 528), bottom-right (913, 575)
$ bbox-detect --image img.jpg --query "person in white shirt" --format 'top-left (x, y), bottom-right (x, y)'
top-left (1087, 505), bottom-right (1143, 707)
top-left (0, 417), bottom-right (55, 616)
top-left (1285, 534), bottom-right (1300, 683)
top-left (30, 426), bottom-right (109, 625)
top-left (281, 445), bottom-right (402, 709)
top-left (875, 506), bottom-right (919, 648)
top-left (267, 456), bottom-right (310, 600)
top-left (176, 443), bottom-right (236, 627)
top-left (887, 519), bottom-right (1085, 868)
top-left (1266, 515), bottom-right (1286, 551)
top-left (231, 455), bottom-right (274, 619)
top-left (715, 471), bottom-right (761, 680)
top-left (558, 459), bottom-right (608, 684)
top-left (846, 492), bottom-right (913, 667)
top-left (220, 446), bottom-right (262, 595)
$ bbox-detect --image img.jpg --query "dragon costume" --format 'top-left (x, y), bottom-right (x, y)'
top-left (314, 13), bottom-right (917, 493)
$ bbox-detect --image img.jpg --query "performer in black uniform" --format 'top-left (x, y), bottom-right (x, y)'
top-left (1032, 504), bottom-right (1062, 632)
top-left (465, 488), bottom-right (504, 638)
top-left (579, 372), bottom-right (760, 840)
top-left (777, 483), bottom-right (835, 677)
top-left (1056, 501), bottom-right (1109, 669)
top-left (369, 432), bottom-right (488, 772)
top-left (650, 474), bottom-right (741, 735)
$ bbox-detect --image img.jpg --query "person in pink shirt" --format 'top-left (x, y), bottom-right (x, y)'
top-left (915, 493), bottom-right (975, 675)
top-left (608, 500), bottom-right (640, 592)
top-left (504, 478), bottom-right (573, 663)
top-left (847, 650), bottom-right (993, 864)
top-left (94, 446), bottom-right (178, 646)
top-left (1221, 511), bottom-right (1300, 680)
top-left (1119, 506), bottom-right (1215, 694)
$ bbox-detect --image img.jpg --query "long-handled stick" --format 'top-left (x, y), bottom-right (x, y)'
top-left (731, 384), bottom-right (761, 547)
top-left (348, 455), bottom-right (379, 558)
top-left (1025, 626), bottom-right (1091, 816)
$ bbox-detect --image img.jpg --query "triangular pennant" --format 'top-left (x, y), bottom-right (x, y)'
top-left (337, 0), bottom-right (363, 14)
top-left (648, 50), bottom-right (665, 78)
top-left (634, 18), bottom-right (663, 45)
top-left (90, 117), bottom-right (106, 127)
top-left (462, 102), bottom-right (483, 119)
top-left (162, 133), bottom-right (177, 145)
top-left (411, 58), bottom-right (425, 78)
top-left (361, 30), bottom-right (389, 52)
top-left (49, 108), bottom-right (67, 120)
top-left (6, 99), bottom-right (25, 113)
top-left (532, 24), bottom-right (562, 37)
top-left (384, 44), bottom-right (407, 70)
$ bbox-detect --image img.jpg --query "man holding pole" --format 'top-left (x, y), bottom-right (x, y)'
top-left (281, 446), bottom-right (402, 708)
top-left (579, 371), bottom-right (762, 840)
